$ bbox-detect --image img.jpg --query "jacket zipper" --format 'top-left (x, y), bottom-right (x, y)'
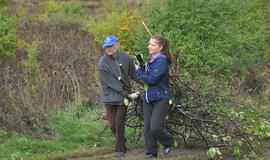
top-left (114, 56), bottom-right (122, 77)
top-left (145, 62), bottom-right (149, 103)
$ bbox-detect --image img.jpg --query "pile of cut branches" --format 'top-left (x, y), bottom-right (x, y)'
top-left (125, 75), bottom-right (259, 154)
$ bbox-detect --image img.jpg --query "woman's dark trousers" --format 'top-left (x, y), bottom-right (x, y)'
top-left (143, 98), bottom-right (173, 154)
top-left (105, 105), bottom-right (127, 152)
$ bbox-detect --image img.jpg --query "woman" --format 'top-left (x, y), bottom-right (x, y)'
top-left (136, 35), bottom-right (174, 158)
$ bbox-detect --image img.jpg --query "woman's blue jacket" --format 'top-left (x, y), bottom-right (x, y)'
top-left (137, 54), bottom-right (171, 103)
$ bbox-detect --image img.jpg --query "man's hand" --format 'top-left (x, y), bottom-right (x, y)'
top-left (134, 63), bottom-right (140, 70)
top-left (128, 91), bottom-right (140, 99)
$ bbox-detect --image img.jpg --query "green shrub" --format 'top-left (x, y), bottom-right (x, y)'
top-left (46, 0), bottom-right (83, 16)
top-left (21, 41), bottom-right (40, 75)
top-left (134, 0), bottom-right (269, 80)
top-left (84, 0), bottom-right (269, 80)
top-left (206, 147), bottom-right (222, 159)
top-left (84, 11), bottom-right (128, 44)
top-left (0, 15), bottom-right (18, 61)
top-left (45, 0), bottom-right (62, 14)
top-left (83, 0), bottom-right (145, 54)
top-left (0, 0), bottom-right (10, 9)
top-left (45, 0), bottom-right (84, 26)
top-left (61, 0), bottom-right (83, 16)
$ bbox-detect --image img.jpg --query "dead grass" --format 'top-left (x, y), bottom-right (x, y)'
top-left (0, 18), bottom-right (104, 136)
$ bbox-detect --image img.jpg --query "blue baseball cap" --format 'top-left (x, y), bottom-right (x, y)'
top-left (102, 35), bottom-right (119, 48)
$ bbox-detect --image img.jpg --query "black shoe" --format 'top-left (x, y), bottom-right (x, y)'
top-left (145, 153), bottom-right (157, 158)
top-left (164, 139), bottom-right (174, 155)
top-left (163, 147), bottom-right (171, 154)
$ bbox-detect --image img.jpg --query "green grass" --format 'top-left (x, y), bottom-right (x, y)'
top-left (25, 146), bottom-right (112, 160)
top-left (0, 98), bottom-right (268, 159)
top-left (0, 101), bottom-right (146, 160)
top-left (0, 103), bottom-right (114, 159)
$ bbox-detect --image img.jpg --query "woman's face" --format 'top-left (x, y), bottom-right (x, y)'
top-left (148, 38), bottom-right (163, 55)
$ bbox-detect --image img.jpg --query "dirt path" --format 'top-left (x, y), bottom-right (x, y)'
top-left (69, 147), bottom-right (207, 160)
top-left (68, 142), bottom-right (270, 160)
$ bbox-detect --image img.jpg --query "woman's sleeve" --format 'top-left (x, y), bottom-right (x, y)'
top-left (137, 59), bottom-right (168, 85)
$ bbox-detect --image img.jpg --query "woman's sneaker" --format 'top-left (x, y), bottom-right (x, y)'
top-left (163, 146), bottom-right (171, 154)
top-left (145, 152), bottom-right (157, 158)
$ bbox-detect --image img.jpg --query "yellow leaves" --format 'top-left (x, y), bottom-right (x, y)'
top-left (17, 38), bottom-right (28, 49)
top-left (18, 39), bottom-right (43, 50)
top-left (83, 11), bottom-right (127, 44)
top-left (85, 1), bottom-right (100, 8)
top-left (38, 13), bottom-right (49, 22)
top-left (116, 14), bottom-right (145, 54)
top-left (16, 6), bottom-right (28, 17)
top-left (83, 0), bottom-right (145, 54)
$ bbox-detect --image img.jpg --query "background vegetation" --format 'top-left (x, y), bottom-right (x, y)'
top-left (0, 13), bottom-right (17, 61)
top-left (135, 0), bottom-right (268, 80)
top-left (0, 0), bottom-right (269, 159)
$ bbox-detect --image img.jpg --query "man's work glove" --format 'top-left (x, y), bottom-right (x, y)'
top-left (128, 91), bottom-right (140, 99)
top-left (134, 63), bottom-right (140, 70)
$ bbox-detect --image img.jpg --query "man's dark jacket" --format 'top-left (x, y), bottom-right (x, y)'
top-left (98, 51), bottom-right (143, 105)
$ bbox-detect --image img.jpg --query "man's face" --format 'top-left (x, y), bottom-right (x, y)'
top-left (105, 42), bottom-right (119, 55)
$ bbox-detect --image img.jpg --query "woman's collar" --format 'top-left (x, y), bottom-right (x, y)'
top-left (151, 53), bottom-right (162, 57)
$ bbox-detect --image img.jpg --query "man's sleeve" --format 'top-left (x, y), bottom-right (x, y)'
top-left (98, 68), bottom-right (129, 97)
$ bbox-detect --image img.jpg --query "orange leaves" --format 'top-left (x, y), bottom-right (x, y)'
top-left (116, 14), bottom-right (145, 54)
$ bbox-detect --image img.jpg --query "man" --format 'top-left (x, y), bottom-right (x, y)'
top-left (98, 35), bottom-right (142, 153)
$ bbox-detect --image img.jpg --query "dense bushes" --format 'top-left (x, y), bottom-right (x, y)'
top-left (83, 0), bottom-right (146, 54)
top-left (134, 0), bottom-right (269, 80)
top-left (84, 0), bottom-right (269, 82)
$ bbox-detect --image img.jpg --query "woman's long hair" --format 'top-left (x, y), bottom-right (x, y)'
top-left (151, 35), bottom-right (173, 63)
